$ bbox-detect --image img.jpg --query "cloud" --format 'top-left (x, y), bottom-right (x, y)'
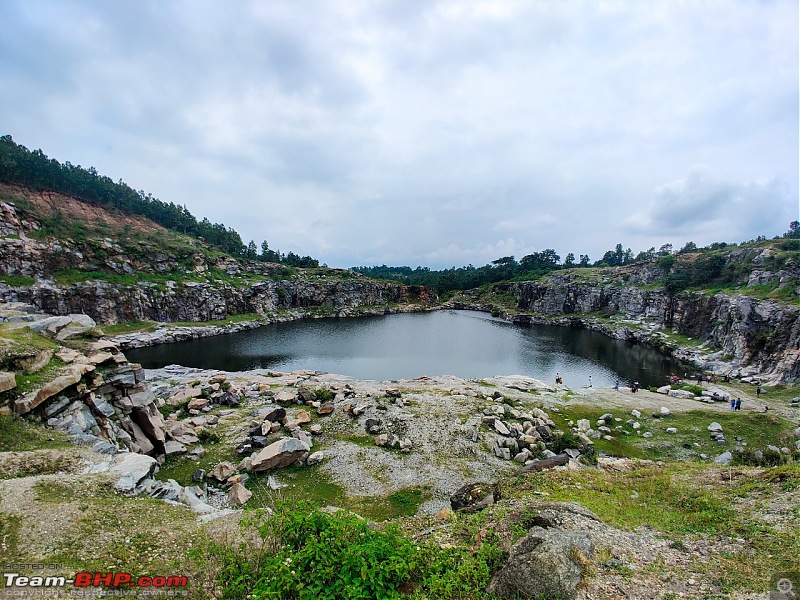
top-left (0, 0), bottom-right (796, 267)
top-left (425, 238), bottom-right (536, 267)
top-left (627, 165), bottom-right (794, 243)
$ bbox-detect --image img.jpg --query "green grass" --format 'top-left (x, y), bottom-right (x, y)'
top-left (725, 381), bottom-right (800, 402)
top-left (0, 416), bottom-right (71, 451)
top-left (0, 513), bottom-right (21, 562)
top-left (0, 324), bottom-right (59, 370)
top-left (0, 275), bottom-right (36, 286)
top-left (245, 465), bottom-right (431, 522)
top-left (99, 320), bottom-right (160, 336)
top-left (552, 405), bottom-right (796, 461)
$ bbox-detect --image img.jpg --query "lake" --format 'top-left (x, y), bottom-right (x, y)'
top-left (125, 309), bottom-right (685, 388)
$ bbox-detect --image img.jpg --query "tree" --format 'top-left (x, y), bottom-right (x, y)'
top-left (578, 254), bottom-right (591, 267)
top-left (563, 253), bottom-right (575, 268)
top-left (658, 243), bottom-right (673, 256)
top-left (785, 221), bottom-right (800, 239)
top-left (677, 241), bottom-right (697, 254)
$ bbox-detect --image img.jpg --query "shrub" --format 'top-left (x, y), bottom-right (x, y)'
top-left (678, 384), bottom-right (704, 396)
top-left (314, 388), bottom-right (335, 402)
top-left (216, 502), bottom-right (420, 599)
top-left (212, 501), bottom-right (505, 599)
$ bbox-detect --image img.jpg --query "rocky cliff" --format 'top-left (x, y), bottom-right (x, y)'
top-left (0, 278), bottom-right (427, 325)
top-left (502, 274), bottom-right (800, 382)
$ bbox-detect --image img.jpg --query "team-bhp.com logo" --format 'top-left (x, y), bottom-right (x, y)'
top-left (4, 572), bottom-right (188, 589)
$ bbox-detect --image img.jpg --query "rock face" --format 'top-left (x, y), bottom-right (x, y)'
top-left (496, 265), bottom-right (800, 382)
top-left (0, 278), bottom-right (424, 326)
top-left (0, 311), bottom-right (167, 457)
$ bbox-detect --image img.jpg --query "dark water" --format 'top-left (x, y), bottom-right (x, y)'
top-left (125, 310), bottom-right (685, 388)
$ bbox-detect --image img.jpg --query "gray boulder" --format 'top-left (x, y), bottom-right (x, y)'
top-left (109, 453), bottom-right (157, 493)
top-left (250, 437), bottom-right (310, 472)
top-left (714, 451), bottom-right (733, 466)
top-left (487, 527), bottom-right (595, 600)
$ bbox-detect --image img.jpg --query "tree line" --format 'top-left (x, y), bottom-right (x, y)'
top-left (0, 136), bottom-right (318, 267)
top-left (355, 225), bottom-right (799, 295)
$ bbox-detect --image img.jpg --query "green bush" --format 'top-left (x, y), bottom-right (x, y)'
top-left (216, 502), bottom-right (420, 599)
top-left (314, 388), bottom-right (335, 402)
top-left (678, 383), bottom-right (704, 396)
top-left (212, 501), bottom-right (504, 599)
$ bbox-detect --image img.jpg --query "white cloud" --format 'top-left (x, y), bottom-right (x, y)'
top-left (0, 0), bottom-right (796, 267)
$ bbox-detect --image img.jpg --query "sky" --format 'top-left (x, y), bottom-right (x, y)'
top-left (1, 1), bottom-right (798, 269)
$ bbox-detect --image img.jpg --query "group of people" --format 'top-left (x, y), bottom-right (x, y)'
top-left (730, 397), bottom-right (742, 411)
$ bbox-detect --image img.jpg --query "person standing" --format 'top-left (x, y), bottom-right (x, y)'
top-left (735, 398), bottom-right (742, 411)
top-left (730, 398), bottom-right (736, 412)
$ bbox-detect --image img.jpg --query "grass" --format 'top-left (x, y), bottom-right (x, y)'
top-left (535, 462), bottom-right (800, 594)
top-left (245, 465), bottom-right (431, 522)
top-left (552, 404), bottom-right (796, 461)
top-left (0, 324), bottom-right (59, 370)
top-left (24, 477), bottom-right (208, 579)
top-left (725, 381), bottom-right (800, 402)
top-left (0, 416), bottom-right (71, 452)
top-left (12, 357), bottom-right (66, 395)
top-left (101, 313), bottom-right (263, 336)
top-left (0, 275), bottom-right (36, 286)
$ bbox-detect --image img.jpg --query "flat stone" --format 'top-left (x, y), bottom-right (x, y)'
top-left (250, 437), bottom-right (310, 472)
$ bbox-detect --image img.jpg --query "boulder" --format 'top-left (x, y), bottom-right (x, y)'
top-left (487, 527), bottom-right (595, 600)
top-left (714, 451), bottom-right (733, 466)
top-left (274, 391), bottom-right (297, 404)
top-left (660, 406), bottom-right (672, 415)
top-left (656, 385), bottom-right (671, 394)
top-left (667, 390), bottom-right (694, 399)
top-left (228, 482), bottom-right (252, 506)
top-left (109, 453), bottom-right (157, 493)
top-left (130, 404), bottom-right (167, 455)
top-left (250, 437), bottom-right (310, 472)
top-left (14, 365), bottom-right (92, 414)
top-left (306, 451), bottom-right (324, 466)
top-left (263, 407), bottom-right (287, 422)
top-left (666, 427), bottom-right (678, 434)
top-left (164, 440), bottom-right (187, 455)
top-left (209, 461), bottom-right (238, 482)
top-left (0, 372), bottom-right (16, 394)
top-left (707, 422), bottom-right (723, 433)
top-left (317, 401), bottom-right (335, 415)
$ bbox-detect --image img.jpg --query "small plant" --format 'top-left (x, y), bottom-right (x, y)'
top-left (314, 388), bottom-right (335, 402)
top-left (197, 430), bottom-right (220, 444)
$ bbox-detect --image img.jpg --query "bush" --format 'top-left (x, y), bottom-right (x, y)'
top-left (216, 502), bottom-right (420, 599)
top-left (212, 501), bottom-right (504, 599)
top-left (678, 384), bottom-right (704, 396)
top-left (314, 388), bottom-right (335, 402)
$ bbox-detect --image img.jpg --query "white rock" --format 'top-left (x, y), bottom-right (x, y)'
top-left (660, 407), bottom-right (672, 416)
top-left (666, 427), bottom-right (678, 434)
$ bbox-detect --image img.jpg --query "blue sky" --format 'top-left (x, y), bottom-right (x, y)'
top-left (1, 1), bottom-right (797, 268)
